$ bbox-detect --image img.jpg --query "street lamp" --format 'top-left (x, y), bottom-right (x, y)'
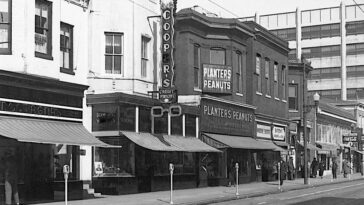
top-left (302, 92), bottom-right (320, 185)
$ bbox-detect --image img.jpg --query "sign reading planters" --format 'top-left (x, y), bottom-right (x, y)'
top-left (200, 98), bottom-right (255, 136)
top-left (202, 64), bottom-right (232, 94)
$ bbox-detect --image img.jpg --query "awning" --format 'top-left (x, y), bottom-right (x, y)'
top-left (202, 133), bottom-right (284, 151)
top-left (274, 141), bottom-right (289, 148)
top-left (316, 142), bottom-right (338, 151)
top-left (121, 131), bottom-right (220, 152)
top-left (298, 142), bottom-right (321, 151)
top-left (0, 116), bottom-right (114, 147)
top-left (353, 150), bottom-right (364, 155)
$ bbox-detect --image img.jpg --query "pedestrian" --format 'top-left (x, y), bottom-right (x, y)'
top-left (311, 158), bottom-right (319, 178)
top-left (318, 160), bottom-right (325, 179)
top-left (343, 159), bottom-right (350, 178)
top-left (279, 157), bottom-right (287, 186)
top-left (287, 157), bottom-right (294, 180)
top-left (332, 159), bottom-right (338, 179)
top-left (4, 152), bottom-right (20, 205)
top-left (227, 158), bottom-right (235, 187)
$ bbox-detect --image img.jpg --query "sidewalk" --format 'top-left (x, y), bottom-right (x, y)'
top-left (35, 173), bottom-right (364, 205)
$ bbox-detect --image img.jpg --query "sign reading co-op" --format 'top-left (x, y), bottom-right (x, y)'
top-left (200, 98), bottom-right (255, 136)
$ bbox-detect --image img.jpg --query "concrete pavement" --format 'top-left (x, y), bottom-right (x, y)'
top-left (34, 173), bottom-right (364, 205)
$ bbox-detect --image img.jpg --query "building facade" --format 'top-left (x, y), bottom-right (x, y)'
top-left (0, 0), bottom-right (109, 203)
top-left (240, 2), bottom-right (364, 101)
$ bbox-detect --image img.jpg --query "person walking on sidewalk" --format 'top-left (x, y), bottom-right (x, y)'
top-left (332, 159), bottom-right (338, 179)
top-left (311, 158), bottom-right (319, 178)
top-left (343, 159), bottom-right (351, 178)
top-left (318, 160), bottom-right (325, 179)
top-left (279, 157), bottom-right (287, 186)
top-left (287, 157), bottom-right (294, 180)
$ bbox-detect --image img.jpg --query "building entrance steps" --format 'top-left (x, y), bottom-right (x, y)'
top-left (34, 173), bottom-right (364, 205)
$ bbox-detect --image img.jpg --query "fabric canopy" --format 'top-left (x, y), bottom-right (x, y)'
top-left (203, 133), bottom-right (284, 151)
top-left (316, 142), bottom-right (338, 151)
top-left (298, 142), bottom-right (321, 151)
top-left (121, 131), bottom-right (220, 152)
top-left (273, 141), bottom-right (289, 148)
top-left (0, 116), bottom-right (114, 147)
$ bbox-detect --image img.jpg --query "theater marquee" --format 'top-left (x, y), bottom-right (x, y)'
top-left (202, 64), bottom-right (232, 94)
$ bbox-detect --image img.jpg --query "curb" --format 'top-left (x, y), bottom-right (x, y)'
top-left (177, 177), bottom-right (364, 205)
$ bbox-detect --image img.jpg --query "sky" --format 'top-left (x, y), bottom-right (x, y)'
top-left (176, 0), bottom-right (362, 18)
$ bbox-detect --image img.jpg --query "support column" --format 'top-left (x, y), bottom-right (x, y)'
top-left (340, 1), bottom-right (347, 100)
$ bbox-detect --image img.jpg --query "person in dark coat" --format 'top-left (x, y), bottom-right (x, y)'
top-left (343, 159), bottom-right (350, 178)
top-left (279, 158), bottom-right (287, 186)
top-left (318, 160), bottom-right (325, 179)
top-left (332, 159), bottom-right (338, 179)
top-left (287, 157), bottom-right (294, 180)
top-left (4, 153), bottom-right (20, 205)
top-left (311, 158), bottom-right (319, 178)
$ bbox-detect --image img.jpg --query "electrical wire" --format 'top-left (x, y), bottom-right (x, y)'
top-left (353, 0), bottom-right (364, 13)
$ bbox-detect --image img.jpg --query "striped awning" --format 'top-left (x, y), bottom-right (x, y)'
top-left (0, 116), bottom-right (114, 147)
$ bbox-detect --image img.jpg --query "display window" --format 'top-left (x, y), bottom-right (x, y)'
top-left (94, 137), bottom-right (134, 177)
top-left (151, 152), bottom-right (195, 176)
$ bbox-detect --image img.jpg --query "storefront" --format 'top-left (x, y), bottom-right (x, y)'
top-left (87, 93), bottom-right (219, 195)
top-left (0, 70), bottom-right (109, 204)
top-left (198, 96), bottom-right (284, 185)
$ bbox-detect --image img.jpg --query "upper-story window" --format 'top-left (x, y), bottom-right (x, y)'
top-left (0, 0), bottom-right (11, 54)
top-left (193, 44), bottom-right (201, 89)
top-left (274, 62), bottom-right (278, 98)
top-left (105, 32), bottom-right (123, 75)
top-left (236, 51), bottom-right (243, 94)
top-left (256, 54), bottom-right (262, 93)
top-left (288, 84), bottom-right (298, 110)
top-left (281, 65), bottom-right (286, 99)
top-left (35, 0), bottom-right (52, 59)
top-left (60, 22), bottom-right (73, 74)
top-left (265, 58), bottom-right (270, 96)
top-left (210, 47), bottom-right (225, 65)
top-left (141, 36), bottom-right (150, 78)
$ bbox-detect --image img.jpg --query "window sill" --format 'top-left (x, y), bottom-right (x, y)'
top-left (265, 95), bottom-right (272, 98)
top-left (289, 110), bottom-right (299, 113)
top-left (60, 67), bottom-right (75, 75)
top-left (274, 97), bottom-right (280, 101)
top-left (35, 52), bottom-right (53, 60)
top-left (0, 50), bottom-right (12, 55)
top-left (236, 93), bottom-right (244, 96)
top-left (194, 88), bottom-right (202, 92)
top-left (256, 91), bottom-right (263, 96)
top-left (282, 100), bottom-right (287, 103)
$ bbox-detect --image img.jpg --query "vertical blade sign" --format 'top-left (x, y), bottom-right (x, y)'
top-left (161, 0), bottom-right (174, 88)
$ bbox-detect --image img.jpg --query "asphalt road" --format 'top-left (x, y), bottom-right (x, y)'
top-left (211, 180), bottom-right (364, 205)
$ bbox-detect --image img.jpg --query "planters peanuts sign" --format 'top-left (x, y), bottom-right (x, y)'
top-left (202, 64), bottom-right (232, 94)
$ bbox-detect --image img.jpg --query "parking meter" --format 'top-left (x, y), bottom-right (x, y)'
top-left (235, 163), bottom-right (239, 197)
top-left (63, 165), bottom-right (70, 180)
top-left (169, 163), bottom-right (174, 174)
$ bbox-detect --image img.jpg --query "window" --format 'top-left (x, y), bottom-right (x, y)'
top-left (210, 48), bottom-right (225, 65)
top-left (60, 23), bottom-right (73, 74)
top-left (256, 54), bottom-right (262, 93)
top-left (141, 36), bottom-right (149, 78)
top-left (265, 58), bottom-right (270, 96)
top-left (35, 0), bottom-right (52, 58)
top-left (346, 21), bottom-right (364, 35)
top-left (193, 44), bottom-right (201, 89)
top-left (274, 62), bottom-right (278, 98)
top-left (281, 65), bottom-right (286, 99)
top-left (105, 33), bottom-right (123, 75)
top-left (236, 51), bottom-right (242, 93)
top-left (288, 84), bottom-right (298, 110)
top-left (0, 0), bottom-right (11, 54)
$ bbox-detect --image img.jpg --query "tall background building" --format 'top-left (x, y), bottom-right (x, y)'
top-left (240, 2), bottom-right (364, 102)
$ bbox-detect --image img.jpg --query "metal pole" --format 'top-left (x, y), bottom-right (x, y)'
top-left (278, 162), bottom-right (281, 190)
top-left (65, 177), bottom-right (68, 205)
top-left (303, 61), bottom-right (308, 185)
top-left (235, 163), bottom-right (239, 197)
top-left (170, 163), bottom-right (174, 204)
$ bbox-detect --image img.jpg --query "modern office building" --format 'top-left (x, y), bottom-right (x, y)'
top-left (240, 2), bottom-right (364, 102)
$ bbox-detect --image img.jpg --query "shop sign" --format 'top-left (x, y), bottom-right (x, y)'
top-left (160, 0), bottom-right (174, 89)
top-left (257, 124), bottom-right (271, 139)
top-left (343, 133), bottom-right (358, 143)
top-left (202, 64), bottom-right (232, 94)
top-left (200, 98), bottom-right (254, 136)
top-left (273, 126), bottom-right (285, 141)
top-left (0, 99), bottom-right (82, 120)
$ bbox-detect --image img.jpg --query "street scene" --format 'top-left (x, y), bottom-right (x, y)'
top-left (0, 0), bottom-right (364, 204)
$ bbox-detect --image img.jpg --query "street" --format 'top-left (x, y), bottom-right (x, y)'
top-left (211, 180), bottom-right (364, 205)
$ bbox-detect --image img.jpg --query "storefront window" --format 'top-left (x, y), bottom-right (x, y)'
top-left (171, 115), bottom-right (182, 135)
top-left (139, 106), bottom-right (151, 132)
top-left (151, 152), bottom-right (195, 175)
top-left (92, 104), bottom-right (118, 131)
top-left (202, 152), bottom-right (226, 178)
top-left (185, 114), bottom-right (196, 137)
top-left (94, 137), bottom-right (135, 177)
top-left (154, 113), bottom-right (168, 134)
top-left (119, 103), bottom-right (135, 131)
top-left (54, 144), bottom-right (79, 180)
